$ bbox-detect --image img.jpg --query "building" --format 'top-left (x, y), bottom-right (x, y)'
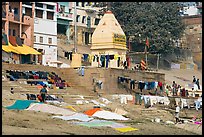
top-left (69, 2), bottom-right (102, 47)
top-left (91, 10), bottom-right (127, 69)
top-left (32, 2), bottom-right (58, 66)
top-left (2, 2), bottom-right (40, 64)
top-left (56, 2), bottom-right (73, 43)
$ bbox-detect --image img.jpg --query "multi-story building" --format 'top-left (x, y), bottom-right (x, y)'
top-left (56, 2), bottom-right (73, 43)
top-left (69, 2), bottom-right (102, 47)
top-left (2, 2), bottom-right (40, 64)
top-left (31, 2), bottom-right (58, 66)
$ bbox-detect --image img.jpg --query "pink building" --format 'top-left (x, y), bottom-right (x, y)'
top-left (2, 2), bottom-right (41, 64)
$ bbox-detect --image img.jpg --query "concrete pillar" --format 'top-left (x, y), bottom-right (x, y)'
top-left (19, 2), bottom-right (22, 37)
top-left (5, 2), bottom-right (9, 35)
top-left (43, 4), bottom-right (47, 19)
top-left (71, 53), bottom-right (81, 68)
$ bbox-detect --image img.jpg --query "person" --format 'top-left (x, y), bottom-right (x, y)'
top-left (81, 66), bottom-right (85, 76)
top-left (10, 88), bottom-right (14, 94)
top-left (175, 105), bottom-right (180, 123)
top-left (172, 81), bottom-right (177, 96)
top-left (40, 85), bottom-right (48, 103)
top-left (195, 79), bottom-right (200, 90)
top-left (165, 85), bottom-right (169, 96)
top-left (193, 76), bottom-right (196, 83)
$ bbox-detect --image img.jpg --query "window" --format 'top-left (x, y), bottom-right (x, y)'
top-left (40, 36), bottom-right (43, 43)
top-left (35, 9), bottom-right (43, 18)
top-left (47, 5), bottom-right (54, 10)
top-left (35, 3), bottom-right (43, 8)
top-left (59, 5), bottom-right (65, 13)
top-left (48, 38), bottom-right (52, 44)
top-left (82, 16), bottom-right (86, 23)
top-left (9, 29), bottom-right (11, 35)
top-left (76, 15), bottom-right (80, 22)
top-left (34, 36), bottom-right (36, 42)
top-left (47, 11), bottom-right (54, 20)
top-left (13, 30), bottom-right (16, 36)
top-left (14, 8), bottom-right (18, 15)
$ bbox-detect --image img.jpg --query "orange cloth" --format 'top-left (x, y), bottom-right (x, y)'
top-left (84, 108), bottom-right (101, 116)
top-left (9, 36), bottom-right (17, 46)
top-left (37, 85), bottom-right (43, 89)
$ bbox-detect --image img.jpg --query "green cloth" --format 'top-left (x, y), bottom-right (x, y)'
top-left (2, 34), bottom-right (9, 45)
top-left (4, 100), bottom-right (37, 110)
top-left (76, 120), bottom-right (115, 127)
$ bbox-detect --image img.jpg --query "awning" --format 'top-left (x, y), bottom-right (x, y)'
top-left (2, 43), bottom-right (41, 55)
top-left (2, 44), bottom-right (21, 54)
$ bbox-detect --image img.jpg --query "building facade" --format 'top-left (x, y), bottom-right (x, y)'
top-left (69, 2), bottom-right (102, 46)
top-left (32, 2), bottom-right (58, 66)
top-left (91, 11), bottom-right (127, 69)
top-left (2, 2), bottom-right (39, 64)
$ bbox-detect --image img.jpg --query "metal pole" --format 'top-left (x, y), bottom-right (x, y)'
top-left (145, 45), bottom-right (147, 67)
top-left (156, 54), bottom-right (159, 71)
top-left (74, 2), bottom-right (77, 53)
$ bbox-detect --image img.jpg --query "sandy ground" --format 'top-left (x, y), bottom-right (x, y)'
top-left (2, 69), bottom-right (202, 135)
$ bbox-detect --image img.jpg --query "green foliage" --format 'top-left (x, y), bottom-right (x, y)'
top-left (94, 2), bottom-right (185, 54)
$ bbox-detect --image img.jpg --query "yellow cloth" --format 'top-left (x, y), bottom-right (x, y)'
top-left (88, 54), bottom-right (93, 62)
top-left (66, 106), bottom-right (77, 111)
top-left (2, 42), bottom-right (41, 55)
top-left (114, 126), bottom-right (139, 132)
top-left (114, 54), bottom-right (119, 60)
top-left (2, 43), bottom-right (21, 54)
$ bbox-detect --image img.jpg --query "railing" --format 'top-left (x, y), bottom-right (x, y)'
top-left (2, 11), bottom-right (6, 18)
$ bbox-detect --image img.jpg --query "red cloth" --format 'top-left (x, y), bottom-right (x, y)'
top-left (9, 36), bottom-right (17, 46)
top-left (158, 82), bottom-right (162, 87)
top-left (33, 75), bottom-right (39, 79)
top-left (146, 37), bottom-right (149, 48)
top-left (84, 108), bottom-right (101, 116)
top-left (37, 95), bottom-right (43, 102)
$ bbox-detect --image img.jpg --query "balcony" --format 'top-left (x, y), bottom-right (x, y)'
top-left (8, 12), bottom-right (14, 21)
top-left (57, 12), bottom-right (73, 21)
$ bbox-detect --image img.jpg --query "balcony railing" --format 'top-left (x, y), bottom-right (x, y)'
top-left (2, 11), bottom-right (6, 18)
top-left (57, 12), bottom-right (73, 20)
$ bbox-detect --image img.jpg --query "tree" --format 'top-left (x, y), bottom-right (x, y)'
top-left (94, 2), bottom-right (185, 54)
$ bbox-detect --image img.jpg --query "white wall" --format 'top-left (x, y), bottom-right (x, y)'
top-left (34, 33), bottom-right (57, 46)
top-left (34, 44), bottom-right (57, 65)
top-left (34, 18), bottom-right (57, 35)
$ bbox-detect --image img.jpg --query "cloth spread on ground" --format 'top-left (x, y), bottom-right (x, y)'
top-left (52, 113), bottom-right (94, 122)
top-left (90, 100), bottom-right (106, 107)
top-left (4, 100), bottom-right (38, 110)
top-left (25, 103), bottom-right (76, 116)
top-left (84, 108), bottom-right (102, 116)
top-left (114, 126), bottom-right (139, 132)
top-left (72, 119), bottom-right (116, 127)
top-left (92, 110), bottom-right (129, 120)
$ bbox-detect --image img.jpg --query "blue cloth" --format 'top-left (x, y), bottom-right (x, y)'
top-left (195, 101), bottom-right (201, 110)
top-left (5, 100), bottom-right (37, 110)
top-left (81, 67), bottom-right (85, 76)
top-left (144, 82), bottom-right (148, 90)
top-left (105, 55), bottom-right (110, 68)
top-left (83, 54), bottom-right (89, 61)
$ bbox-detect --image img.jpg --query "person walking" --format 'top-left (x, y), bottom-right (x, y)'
top-left (172, 81), bottom-right (177, 96)
top-left (40, 85), bottom-right (48, 103)
top-left (196, 79), bottom-right (200, 90)
top-left (193, 76), bottom-right (196, 83)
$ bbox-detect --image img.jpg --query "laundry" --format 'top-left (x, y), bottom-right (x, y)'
top-left (114, 126), bottom-right (139, 132)
top-left (90, 100), bottom-right (106, 107)
top-left (84, 108), bottom-right (102, 116)
top-left (114, 108), bottom-right (128, 116)
top-left (4, 100), bottom-right (38, 110)
top-left (9, 36), bottom-right (18, 46)
top-left (25, 103), bottom-right (76, 116)
top-left (52, 113), bottom-right (94, 122)
top-left (16, 36), bottom-right (22, 46)
top-left (73, 119), bottom-right (116, 127)
top-left (92, 110), bottom-right (129, 120)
